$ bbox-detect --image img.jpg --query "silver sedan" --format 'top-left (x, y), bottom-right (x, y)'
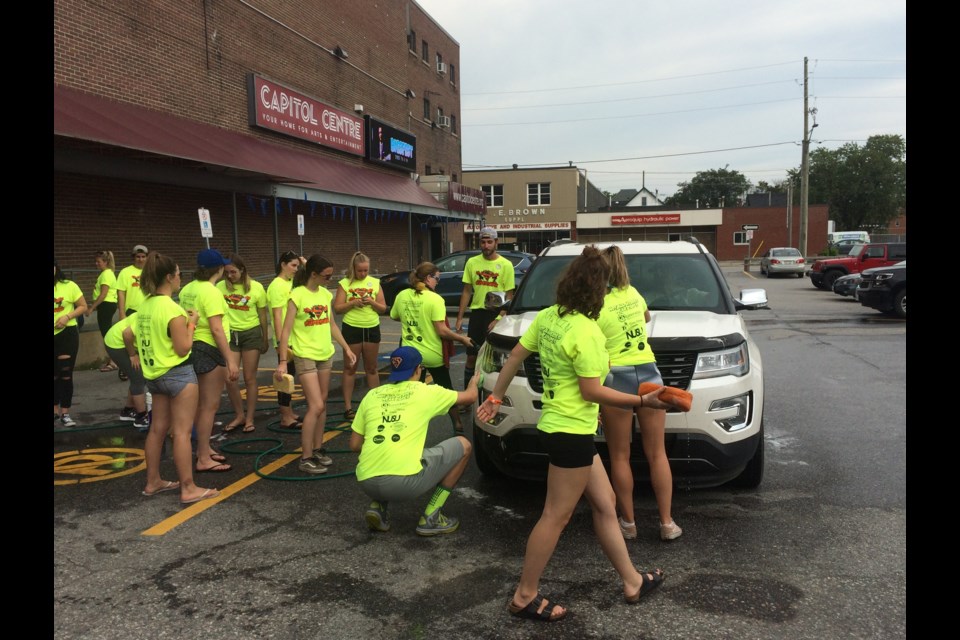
top-left (760, 247), bottom-right (806, 278)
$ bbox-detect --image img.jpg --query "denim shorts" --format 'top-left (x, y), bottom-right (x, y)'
top-left (358, 438), bottom-right (464, 502)
top-left (604, 363), bottom-right (663, 408)
top-left (146, 363), bottom-right (197, 398)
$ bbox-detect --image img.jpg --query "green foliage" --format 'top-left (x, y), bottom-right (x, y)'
top-left (665, 167), bottom-right (751, 207)
top-left (787, 134), bottom-right (906, 229)
top-left (818, 245), bottom-right (840, 256)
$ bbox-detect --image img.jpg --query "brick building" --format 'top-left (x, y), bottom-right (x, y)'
top-left (54, 0), bottom-right (481, 295)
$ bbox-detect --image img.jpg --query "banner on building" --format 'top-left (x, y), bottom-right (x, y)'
top-left (448, 183), bottom-right (485, 215)
top-left (610, 213), bottom-right (681, 225)
top-left (466, 222), bottom-right (571, 232)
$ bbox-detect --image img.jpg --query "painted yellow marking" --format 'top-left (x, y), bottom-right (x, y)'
top-left (54, 448), bottom-right (146, 485)
top-left (140, 430), bottom-right (345, 536)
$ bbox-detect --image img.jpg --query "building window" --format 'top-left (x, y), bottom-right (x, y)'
top-left (422, 40), bottom-right (428, 63)
top-left (437, 106), bottom-right (444, 121)
top-left (436, 52), bottom-right (443, 72)
top-left (423, 97), bottom-right (431, 120)
top-left (451, 114), bottom-right (457, 134)
top-left (452, 173), bottom-right (458, 182)
top-left (668, 232), bottom-right (681, 242)
top-left (641, 196), bottom-right (648, 206)
top-left (450, 64), bottom-right (456, 85)
top-left (425, 164), bottom-right (432, 175)
top-left (408, 29), bottom-right (416, 52)
top-left (482, 185), bottom-right (504, 207)
top-left (528, 182), bottom-right (551, 206)
top-left (734, 231), bottom-right (749, 245)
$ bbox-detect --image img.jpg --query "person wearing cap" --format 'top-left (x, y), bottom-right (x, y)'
top-left (178, 248), bottom-right (239, 473)
top-left (349, 346), bottom-right (480, 536)
top-left (455, 226), bottom-right (515, 392)
top-left (275, 254), bottom-right (357, 475)
top-left (117, 244), bottom-right (149, 319)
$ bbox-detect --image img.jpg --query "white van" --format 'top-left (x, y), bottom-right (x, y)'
top-left (827, 231), bottom-right (870, 245)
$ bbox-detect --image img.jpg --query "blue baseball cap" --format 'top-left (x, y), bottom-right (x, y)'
top-left (387, 346), bottom-right (422, 382)
top-left (197, 248), bottom-right (231, 268)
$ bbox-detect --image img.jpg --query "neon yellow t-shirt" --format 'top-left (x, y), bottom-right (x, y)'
top-left (54, 280), bottom-right (84, 335)
top-left (461, 254), bottom-right (515, 310)
top-left (267, 275), bottom-right (294, 348)
top-left (389, 288), bottom-right (445, 368)
top-left (352, 381), bottom-right (458, 481)
top-left (597, 286), bottom-right (657, 367)
top-left (178, 280), bottom-right (230, 348)
top-left (339, 276), bottom-right (381, 329)
top-left (104, 314), bottom-right (136, 350)
top-left (217, 279), bottom-right (267, 332)
top-left (116, 265), bottom-right (145, 311)
top-left (519, 305), bottom-right (610, 435)
top-left (93, 269), bottom-right (118, 304)
top-left (288, 285), bottom-right (334, 361)
top-left (133, 295), bottom-right (190, 380)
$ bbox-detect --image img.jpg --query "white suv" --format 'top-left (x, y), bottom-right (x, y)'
top-left (473, 239), bottom-right (768, 488)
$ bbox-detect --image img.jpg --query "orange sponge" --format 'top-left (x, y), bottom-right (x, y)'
top-left (638, 382), bottom-right (693, 412)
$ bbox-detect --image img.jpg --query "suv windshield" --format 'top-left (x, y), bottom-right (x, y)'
top-left (513, 253), bottom-right (726, 313)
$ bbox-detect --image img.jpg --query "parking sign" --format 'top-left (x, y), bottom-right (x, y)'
top-left (198, 208), bottom-right (213, 238)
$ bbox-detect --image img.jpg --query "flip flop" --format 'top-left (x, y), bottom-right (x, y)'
top-left (222, 420), bottom-right (244, 433)
top-left (242, 424), bottom-right (256, 433)
top-left (180, 488), bottom-right (220, 505)
top-left (279, 419), bottom-right (302, 429)
top-left (210, 453), bottom-right (227, 463)
top-left (99, 363), bottom-right (118, 372)
top-left (196, 462), bottom-right (232, 473)
top-left (142, 480), bottom-right (180, 497)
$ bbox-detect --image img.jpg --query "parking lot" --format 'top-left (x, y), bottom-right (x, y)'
top-left (53, 263), bottom-right (906, 640)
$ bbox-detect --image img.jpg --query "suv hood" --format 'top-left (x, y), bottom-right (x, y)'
top-left (491, 309), bottom-right (747, 342)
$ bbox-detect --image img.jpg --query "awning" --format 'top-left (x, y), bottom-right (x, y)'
top-left (54, 85), bottom-right (465, 218)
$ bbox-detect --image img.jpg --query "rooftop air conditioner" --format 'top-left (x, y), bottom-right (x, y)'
top-left (437, 61), bottom-right (447, 74)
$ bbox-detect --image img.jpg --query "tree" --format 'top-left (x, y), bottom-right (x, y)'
top-left (665, 167), bottom-right (752, 207)
top-left (753, 180), bottom-right (789, 194)
top-left (788, 134), bottom-right (906, 230)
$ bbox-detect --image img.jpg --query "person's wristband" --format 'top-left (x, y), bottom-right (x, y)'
top-left (487, 394), bottom-right (502, 405)
top-left (279, 359), bottom-right (287, 363)
top-left (639, 394), bottom-right (644, 408)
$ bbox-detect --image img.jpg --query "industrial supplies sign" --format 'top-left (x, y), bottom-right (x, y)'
top-left (247, 74), bottom-right (364, 156)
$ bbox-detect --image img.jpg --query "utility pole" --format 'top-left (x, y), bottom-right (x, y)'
top-left (799, 56), bottom-right (818, 259)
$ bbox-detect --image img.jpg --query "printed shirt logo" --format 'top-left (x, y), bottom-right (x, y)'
top-left (54, 296), bottom-right (66, 313)
top-left (474, 269), bottom-right (500, 288)
top-left (224, 293), bottom-right (251, 311)
top-left (131, 275), bottom-right (141, 288)
top-left (303, 304), bottom-right (329, 326)
top-left (349, 287), bottom-right (374, 300)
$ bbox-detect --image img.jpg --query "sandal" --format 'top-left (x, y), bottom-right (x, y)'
top-left (242, 424), bottom-right (256, 433)
top-left (344, 408), bottom-right (357, 420)
top-left (279, 419), bottom-right (302, 429)
top-left (222, 419), bottom-right (245, 433)
top-left (507, 593), bottom-right (567, 622)
top-left (625, 569), bottom-right (665, 604)
top-left (99, 363), bottom-right (118, 372)
top-left (196, 462), bottom-right (232, 473)
top-left (118, 369), bottom-right (129, 381)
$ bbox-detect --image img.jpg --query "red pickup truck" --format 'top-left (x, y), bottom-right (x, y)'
top-left (808, 242), bottom-right (907, 290)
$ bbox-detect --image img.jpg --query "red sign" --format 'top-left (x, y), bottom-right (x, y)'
top-left (247, 74), bottom-right (364, 156)
top-left (448, 183), bottom-right (486, 215)
top-left (610, 213), bottom-right (681, 225)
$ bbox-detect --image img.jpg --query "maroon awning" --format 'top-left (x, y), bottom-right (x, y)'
top-left (54, 85), bottom-right (451, 214)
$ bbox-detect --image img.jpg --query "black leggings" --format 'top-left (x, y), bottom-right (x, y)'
top-left (54, 326), bottom-right (80, 409)
top-left (96, 301), bottom-right (117, 337)
top-left (278, 358), bottom-right (297, 407)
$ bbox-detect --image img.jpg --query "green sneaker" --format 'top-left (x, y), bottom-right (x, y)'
top-left (364, 502), bottom-right (390, 532)
top-left (415, 509), bottom-right (459, 537)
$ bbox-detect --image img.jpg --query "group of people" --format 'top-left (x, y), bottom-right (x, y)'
top-left (54, 231), bottom-right (682, 620)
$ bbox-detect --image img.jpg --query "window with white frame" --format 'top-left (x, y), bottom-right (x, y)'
top-left (482, 185), bottom-right (503, 207)
top-left (527, 182), bottom-right (551, 206)
top-left (734, 231), bottom-right (749, 245)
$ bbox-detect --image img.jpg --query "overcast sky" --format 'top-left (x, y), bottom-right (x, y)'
top-left (414, 0), bottom-right (906, 200)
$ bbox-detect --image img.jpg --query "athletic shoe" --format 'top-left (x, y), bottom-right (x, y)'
top-left (59, 414), bottom-right (77, 428)
top-left (299, 456), bottom-right (328, 475)
top-left (618, 516), bottom-right (638, 540)
top-left (119, 406), bottom-right (137, 421)
top-left (416, 509), bottom-right (459, 536)
top-left (660, 520), bottom-right (683, 541)
top-left (364, 502), bottom-right (390, 532)
top-left (133, 411), bottom-right (151, 432)
top-left (312, 448), bottom-right (334, 466)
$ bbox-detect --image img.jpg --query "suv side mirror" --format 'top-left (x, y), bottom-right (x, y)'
top-left (735, 288), bottom-right (768, 310)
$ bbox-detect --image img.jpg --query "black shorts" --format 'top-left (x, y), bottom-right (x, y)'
top-left (466, 308), bottom-right (498, 356)
top-left (421, 365), bottom-right (455, 391)
top-left (191, 340), bottom-right (225, 375)
top-left (538, 430), bottom-right (597, 469)
top-left (341, 322), bottom-right (381, 345)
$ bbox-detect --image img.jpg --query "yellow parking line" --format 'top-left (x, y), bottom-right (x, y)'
top-left (141, 429), bottom-right (345, 536)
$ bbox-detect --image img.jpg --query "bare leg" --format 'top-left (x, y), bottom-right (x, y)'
top-left (223, 350), bottom-right (245, 429)
top-left (601, 404), bottom-right (636, 524)
top-left (637, 406), bottom-right (673, 525)
top-left (143, 393), bottom-right (174, 493)
top-left (170, 383), bottom-right (216, 501)
top-left (195, 366), bottom-right (227, 469)
top-left (298, 371), bottom-right (322, 460)
top-left (439, 436), bottom-right (472, 487)
top-left (342, 342), bottom-right (362, 412)
top-left (361, 341), bottom-right (381, 390)
top-left (314, 368), bottom-right (332, 451)
top-left (241, 348), bottom-right (261, 429)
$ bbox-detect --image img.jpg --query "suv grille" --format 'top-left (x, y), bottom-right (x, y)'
top-left (525, 350), bottom-right (696, 393)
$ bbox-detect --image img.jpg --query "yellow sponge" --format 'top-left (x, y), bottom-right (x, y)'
top-left (273, 373), bottom-right (295, 394)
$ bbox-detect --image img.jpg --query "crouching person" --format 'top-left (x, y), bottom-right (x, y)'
top-left (350, 346), bottom-right (479, 536)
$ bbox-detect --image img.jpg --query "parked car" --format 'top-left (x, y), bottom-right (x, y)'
top-left (832, 272), bottom-right (862, 299)
top-left (759, 247), bottom-right (805, 277)
top-left (473, 239), bottom-right (768, 489)
top-left (380, 249), bottom-right (537, 310)
top-left (831, 239), bottom-right (865, 256)
top-left (808, 242), bottom-right (907, 290)
top-left (858, 260), bottom-right (906, 318)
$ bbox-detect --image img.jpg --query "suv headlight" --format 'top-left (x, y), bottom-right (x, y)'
top-left (692, 343), bottom-right (749, 379)
top-left (874, 273), bottom-right (894, 284)
top-left (485, 345), bottom-right (527, 377)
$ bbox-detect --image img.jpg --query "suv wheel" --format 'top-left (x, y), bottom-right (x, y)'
top-left (472, 423), bottom-right (503, 477)
top-left (821, 271), bottom-right (842, 290)
top-left (728, 419), bottom-right (764, 488)
top-left (893, 288), bottom-right (906, 319)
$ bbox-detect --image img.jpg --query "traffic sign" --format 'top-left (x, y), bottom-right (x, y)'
top-left (297, 214), bottom-right (305, 236)
top-left (198, 207), bottom-right (213, 238)
top-left (742, 224), bottom-right (759, 230)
